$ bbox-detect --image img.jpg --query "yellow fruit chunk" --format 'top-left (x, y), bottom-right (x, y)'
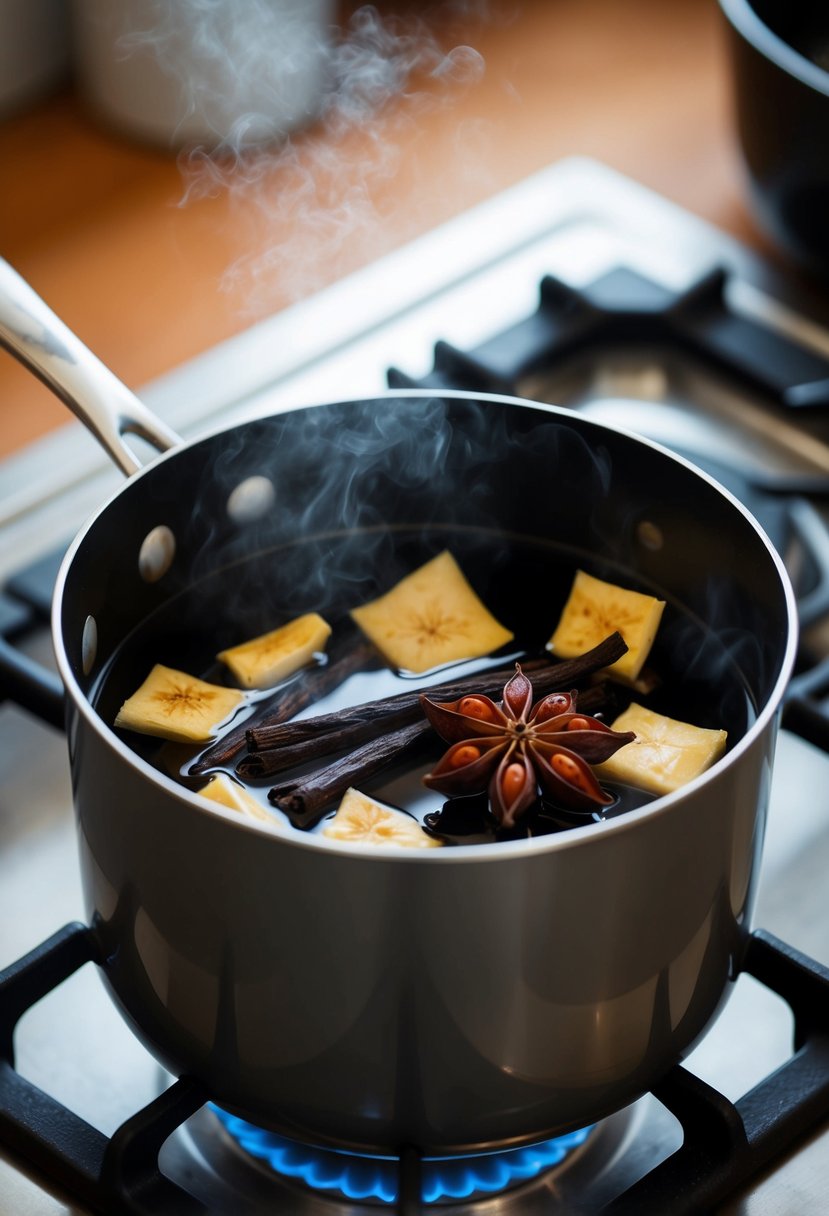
top-left (218, 613), bottom-right (332, 689)
top-left (350, 550), bottom-right (513, 674)
top-left (198, 773), bottom-right (274, 823)
top-left (548, 570), bottom-right (665, 683)
top-left (323, 788), bottom-right (442, 848)
top-left (114, 664), bottom-right (243, 743)
top-left (595, 703), bottom-right (727, 796)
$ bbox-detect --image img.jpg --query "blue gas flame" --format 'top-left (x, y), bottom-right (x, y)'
top-left (213, 1106), bottom-right (594, 1203)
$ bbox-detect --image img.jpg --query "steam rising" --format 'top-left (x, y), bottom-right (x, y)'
top-left (184, 395), bottom-right (616, 631)
top-left (124, 2), bottom-right (489, 311)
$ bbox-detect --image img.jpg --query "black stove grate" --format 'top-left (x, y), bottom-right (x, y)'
top-left (388, 264), bottom-right (829, 414)
top-left (2, 921), bottom-right (829, 1214)
top-left (0, 924), bottom-right (206, 1216)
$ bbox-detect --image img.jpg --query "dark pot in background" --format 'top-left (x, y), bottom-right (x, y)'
top-left (719, 0), bottom-right (829, 276)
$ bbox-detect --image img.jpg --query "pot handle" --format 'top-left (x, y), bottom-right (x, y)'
top-left (0, 259), bottom-right (180, 477)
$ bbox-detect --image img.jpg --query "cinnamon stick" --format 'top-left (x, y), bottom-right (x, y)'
top-left (264, 645), bottom-right (626, 827)
top-left (244, 656), bottom-right (550, 756)
top-left (239, 676), bottom-right (612, 780)
top-left (189, 635), bottom-right (381, 774)
top-left (237, 707), bottom-right (416, 778)
top-left (268, 720), bottom-right (434, 830)
top-left (247, 633), bottom-right (626, 755)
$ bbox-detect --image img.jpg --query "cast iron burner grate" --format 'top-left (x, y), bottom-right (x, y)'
top-left (2, 922), bottom-right (829, 1214)
top-left (388, 264), bottom-right (829, 414)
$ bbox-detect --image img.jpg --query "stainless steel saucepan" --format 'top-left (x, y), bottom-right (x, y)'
top-left (0, 259), bottom-right (797, 1154)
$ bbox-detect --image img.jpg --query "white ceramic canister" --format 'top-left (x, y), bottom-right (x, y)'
top-left (71, 0), bottom-right (335, 149)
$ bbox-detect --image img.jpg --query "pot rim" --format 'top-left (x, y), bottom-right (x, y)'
top-left (719, 0), bottom-right (829, 99)
top-left (51, 389), bottom-right (799, 863)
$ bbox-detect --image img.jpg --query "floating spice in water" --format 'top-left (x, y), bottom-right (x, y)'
top-left (548, 569), bottom-right (665, 688)
top-left (115, 664), bottom-right (244, 744)
top-left (421, 665), bottom-right (636, 828)
top-left (265, 647), bottom-right (624, 829)
top-left (323, 788), bottom-right (441, 849)
top-left (595, 702), bottom-right (728, 795)
top-left (217, 612), bottom-right (332, 690)
top-left (350, 550), bottom-right (514, 673)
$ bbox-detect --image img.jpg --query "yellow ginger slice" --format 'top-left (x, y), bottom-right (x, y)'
top-left (350, 550), bottom-right (513, 674)
top-left (323, 788), bottom-right (442, 848)
top-left (548, 570), bottom-right (665, 683)
top-left (595, 703), bottom-right (727, 796)
top-left (218, 613), bottom-right (332, 689)
top-left (198, 773), bottom-right (274, 824)
top-left (114, 664), bottom-right (243, 744)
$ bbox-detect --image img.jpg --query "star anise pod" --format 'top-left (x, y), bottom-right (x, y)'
top-left (420, 665), bottom-right (635, 828)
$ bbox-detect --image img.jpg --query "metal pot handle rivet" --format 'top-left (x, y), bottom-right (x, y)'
top-left (138, 525), bottom-right (177, 583)
top-left (226, 475), bottom-right (276, 523)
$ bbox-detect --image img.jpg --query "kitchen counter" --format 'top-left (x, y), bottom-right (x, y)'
top-left (0, 0), bottom-right (783, 459)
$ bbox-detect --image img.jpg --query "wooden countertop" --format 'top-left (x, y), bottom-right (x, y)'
top-left (0, 0), bottom-right (779, 460)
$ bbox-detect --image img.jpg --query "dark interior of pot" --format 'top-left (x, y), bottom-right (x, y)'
top-left (744, 1), bottom-right (829, 72)
top-left (58, 394), bottom-right (792, 825)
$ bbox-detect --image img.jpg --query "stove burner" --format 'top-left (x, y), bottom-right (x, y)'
top-left (389, 265), bottom-right (829, 412)
top-left (212, 1107), bottom-right (594, 1205)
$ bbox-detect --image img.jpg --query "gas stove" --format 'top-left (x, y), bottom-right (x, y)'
top-left (4, 158), bottom-right (829, 1213)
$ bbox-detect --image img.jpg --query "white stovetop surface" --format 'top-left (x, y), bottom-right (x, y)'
top-left (4, 158), bottom-right (829, 1212)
